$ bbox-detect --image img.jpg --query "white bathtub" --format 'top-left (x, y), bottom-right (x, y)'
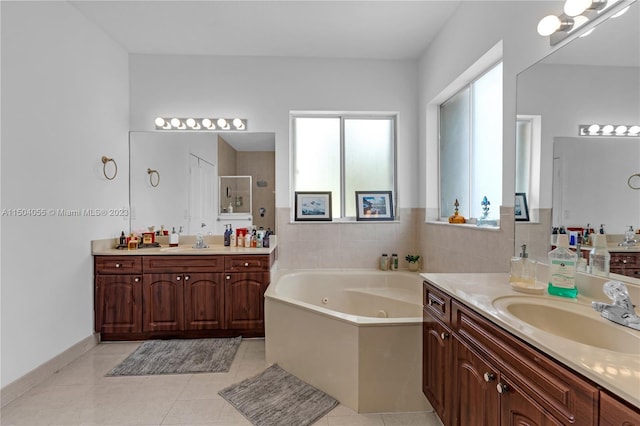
top-left (264, 269), bottom-right (431, 413)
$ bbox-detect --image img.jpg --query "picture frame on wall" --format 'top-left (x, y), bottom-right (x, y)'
top-left (355, 191), bottom-right (394, 221)
top-left (294, 191), bottom-right (332, 221)
top-left (515, 192), bottom-right (530, 221)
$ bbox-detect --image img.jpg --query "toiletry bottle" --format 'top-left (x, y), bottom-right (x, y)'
top-left (223, 225), bottom-right (230, 247)
top-left (551, 227), bottom-right (558, 245)
top-left (599, 224), bottom-right (605, 234)
top-left (589, 234), bottom-right (610, 278)
top-left (170, 227), bottom-right (179, 247)
top-left (391, 253), bottom-right (399, 271)
top-left (263, 230), bottom-right (270, 248)
top-left (576, 243), bottom-right (588, 273)
top-left (582, 224), bottom-right (590, 245)
top-left (547, 234), bottom-right (578, 298)
top-left (244, 230), bottom-right (251, 248)
top-left (119, 231), bottom-right (126, 247)
top-left (230, 227), bottom-right (237, 247)
top-left (380, 254), bottom-right (389, 271)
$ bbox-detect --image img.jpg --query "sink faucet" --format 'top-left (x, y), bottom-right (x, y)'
top-left (618, 225), bottom-right (637, 247)
top-left (592, 281), bottom-right (640, 330)
top-left (193, 233), bottom-right (208, 249)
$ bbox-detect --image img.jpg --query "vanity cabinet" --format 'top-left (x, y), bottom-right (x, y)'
top-left (94, 253), bottom-right (273, 340)
top-left (609, 252), bottom-right (640, 279)
top-left (94, 256), bottom-right (143, 334)
top-left (421, 280), bottom-right (633, 426)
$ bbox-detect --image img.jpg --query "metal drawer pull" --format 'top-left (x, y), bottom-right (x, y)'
top-left (184, 275), bottom-right (190, 281)
top-left (496, 382), bottom-right (510, 394)
top-left (244, 262), bottom-right (249, 267)
top-left (440, 332), bottom-right (449, 340)
top-left (115, 263), bottom-right (121, 268)
top-left (483, 372), bottom-right (496, 382)
top-left (429, 298), bottom-right (442, 307)
top-left (226, 275), bottom-right (231, 280)
top-left (134, 277), bottom-right (140, 282)
top-left (176, 276), bottom-right (181, 280)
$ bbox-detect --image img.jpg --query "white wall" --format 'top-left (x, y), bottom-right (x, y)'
top-left (1, 2), bottom-right (129, 387)
top-left (129, 55), bottom-right (420, 209)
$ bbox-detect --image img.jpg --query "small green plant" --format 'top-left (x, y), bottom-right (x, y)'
top-left (405, 254), bottom-right (420, 264)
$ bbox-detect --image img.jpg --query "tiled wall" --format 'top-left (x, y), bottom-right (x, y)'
top-left (514, 208), bottom-right (552, 262)
top-left (275, 206), bottom-right (516, 273)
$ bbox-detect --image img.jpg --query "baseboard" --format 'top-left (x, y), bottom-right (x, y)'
top-left (1, 333), bottom-right (99, 408)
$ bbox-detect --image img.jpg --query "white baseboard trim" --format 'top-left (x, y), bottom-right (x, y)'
top-left (1, 333), bottom-right (99, 408)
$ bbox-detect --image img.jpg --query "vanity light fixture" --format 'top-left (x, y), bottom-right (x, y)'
top-left (579, 124), bottom-right (640, 136)
top-left (154, 117), bottom-right (247, 131)
top-left (537, 0), bottom-right (632, 45)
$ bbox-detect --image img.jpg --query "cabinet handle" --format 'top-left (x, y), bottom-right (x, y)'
top-left (429, 298), bottom-right (442, 307)
top-left (176, 276), bottom-right (181, 280)
top-left (226, 275), bottom-right (231, 280)
top-left (440, 332), bottom-right (450, 340)
top-left (134, 277), bottom-right (140, 283)
top-left (483, 372), bottom-right (496, 383)
top-left (115, 263), bottom-right (121, 268)
top-left (244, 262), bottom-right (249, 267)
top-left (496, 382), bottom-right (510, 394)
top-left (184, 275), bottom-right (190, 281)
top-left (622, 259), bottom-right (627, 264)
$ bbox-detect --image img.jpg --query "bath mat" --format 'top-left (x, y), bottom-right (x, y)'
top-left (219, 364), bottom-right (339, 426)
top-left (106, 337), bottom-right (241, 376)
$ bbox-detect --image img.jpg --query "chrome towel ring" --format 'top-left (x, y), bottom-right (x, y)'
top-left (101, 156), bottom-right (118, 180)
top-left (147, 168), bottom-right (160, 187)
top-left (628, 173), bottom-right (640, 190)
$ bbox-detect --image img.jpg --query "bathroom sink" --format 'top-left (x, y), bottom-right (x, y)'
top-left (159, 247), bottom-right (189, 253)
top-left (492, 296), bottom-right (640, 353)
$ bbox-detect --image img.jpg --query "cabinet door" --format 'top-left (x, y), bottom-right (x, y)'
top-left (600, 391), bottom-right (640, 426)
top-left (95, 274), bottom-right (142, 334)
top-left (183, 272), bottom-right (225, 330)
top-left (451, 338), bottom-right (500, 426)
top-left (143, 273), bottom-right (184, 332)
top-left (499, 374), bottom-right (562, 426)
top-left (423, 309), bottom-right (452, 425)
top-left (224, 272), bottom-right (268, 330)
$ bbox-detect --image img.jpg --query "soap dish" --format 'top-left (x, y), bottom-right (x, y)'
top-left (510, 282), bottom-right (545, 295)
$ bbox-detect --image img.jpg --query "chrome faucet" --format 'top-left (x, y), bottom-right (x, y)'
top-left (592, 281), bottom-right (640, 331)
top-left (193, 233), bottom-right (208, 249)
top-left (618, 226), bottom-right (637, 247)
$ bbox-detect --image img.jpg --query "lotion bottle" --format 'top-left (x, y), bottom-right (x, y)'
top-left (169, 227), bottom-right (179, 247)
top-left (547, 234), bottom-right (578, 298)
top-left (589, 234), bottom-right (610, 278)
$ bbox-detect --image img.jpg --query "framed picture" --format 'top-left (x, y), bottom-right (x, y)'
top-left (294, 191), bottom-right (332, 221)
top-left (515, 193), bottom-right (530, 221)
top-left (355, 191), bottom-right (394, 221)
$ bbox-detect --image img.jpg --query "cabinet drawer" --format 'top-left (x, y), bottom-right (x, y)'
top-left (423, 281), bottom-right (451, 324)
top-left (452, 301), bottom-right (598, 425)
top-left (143, 256), bottom-right (223, 273)
top-left (95, 256), bottom-right (142, 274)
top-left (610, 253), bottom-right (639, 267)
top-left (225, 255), bottom-right (271, 272)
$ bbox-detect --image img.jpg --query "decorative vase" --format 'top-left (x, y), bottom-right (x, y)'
top-left (408, 262), bottom-right (419, 272)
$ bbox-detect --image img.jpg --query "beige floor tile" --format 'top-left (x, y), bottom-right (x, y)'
top-left (381, 411), bottom-right (442, 425)
top-left (161, 398), bottom-right (226, 424)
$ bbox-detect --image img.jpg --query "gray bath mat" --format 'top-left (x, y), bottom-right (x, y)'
top-left (219, 364), bottom-right (339, 426)
top-left (107, 337), bottom-right (242, 376)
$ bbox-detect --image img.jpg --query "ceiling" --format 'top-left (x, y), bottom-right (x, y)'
top-left (69, 0), bottom-right (461, 60)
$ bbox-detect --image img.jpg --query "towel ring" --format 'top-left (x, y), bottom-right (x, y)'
top-left (628, 173), bottom-right (640, 190)
top-left (101, 156), bottom-right (118, 180)
top-left (147, 168), bottom-right (160, 187)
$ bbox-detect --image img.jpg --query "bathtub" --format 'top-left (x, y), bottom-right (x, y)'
top-left (264, 269), bottom-right (431, 414)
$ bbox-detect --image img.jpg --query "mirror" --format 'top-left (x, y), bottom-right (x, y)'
top-left (129, 131), bottom-right (275, 235)
top-left (515, 0), bottom-right (640, 275)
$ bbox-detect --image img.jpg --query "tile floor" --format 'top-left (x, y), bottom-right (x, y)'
top-left (1, 338), bottom-right (443, 426)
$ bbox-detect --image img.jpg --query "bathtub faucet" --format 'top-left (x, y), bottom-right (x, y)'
top-left (591, 280), bottom-right (640, 331)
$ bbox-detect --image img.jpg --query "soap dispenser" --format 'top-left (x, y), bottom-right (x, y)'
top-left (169, 227), bottom-right (179, 247)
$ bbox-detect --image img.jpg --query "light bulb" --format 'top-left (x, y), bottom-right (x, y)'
top-left (537, 15), bottom-right (561, 36)
top-left (588, 124), bottom-right (600, 134)
top-left (154, 117), bottom-right (166, 127)
top-left (564, 0), bottom-right (591, 17)
top-left (170, 118), bottom-right (181, 128)
top-left (232, 118), bottom-right (245, 129)
top-left (602, 124), bottom-right (614, 134)
top-left (571, 15), bottom-right (589, 31)
top-left (628, 125), bottom-right (640, 135)
top-left (615, 125), bottom-right (628, 135)
top-left (186, 118), bottom-right (197, 128)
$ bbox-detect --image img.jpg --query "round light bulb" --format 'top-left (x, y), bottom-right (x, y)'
top-left (602, 124), bottom-right (614, 134)
top-left (588, 124), bottom-right (600, 134)
top-left (615, 125), bottom-right (628, 135)
top-left (202, 118), bottom-right (213, 129)
top-left (232, 118), bottom-right (244, 129)
top-left (564, 0), bottom-right (591, 17)
top-left (537, 15), bottom-right (561, 36)
top-left (186, 118), bottom-right (197, 128)
top-left (628, 125), bottom-right (640, 135)
top-left (154, 117), bottom-right (166, 127)
top-left (170, 118), bottom-right (181, 128)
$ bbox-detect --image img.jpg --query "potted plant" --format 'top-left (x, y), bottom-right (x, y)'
top-left (405, 254), bottom-right (421, 271)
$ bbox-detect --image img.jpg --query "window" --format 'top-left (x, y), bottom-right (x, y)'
top-left (439, 62), bottom-right (503, 220)
top-left (292, 114), bottom-right (396, 219)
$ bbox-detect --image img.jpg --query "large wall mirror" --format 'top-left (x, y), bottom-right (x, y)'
top-left (129, 131), bottom-right (275, 236)
top-left (515, 0), bottom-right (639, 279)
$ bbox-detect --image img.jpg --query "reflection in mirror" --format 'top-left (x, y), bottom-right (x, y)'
top-left (515, 0), bottom-right (639, 282)
top-left (129, 131), bottom-right (275, 236)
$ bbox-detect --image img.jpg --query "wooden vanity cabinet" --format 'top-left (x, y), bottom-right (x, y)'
top-left (421, 280), bottom-right (640, 426)
top-left (94, 256), bottom-right (143, 334)
top-left (224, 256), bottom-right (271, 331)
top-left (610, 252), bottom-right (640, 279)
top-left (142, 256), bottom-right (224, 333)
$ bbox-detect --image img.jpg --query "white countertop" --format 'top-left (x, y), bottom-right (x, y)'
top-left (420, 272), bottom-right (640, 408)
